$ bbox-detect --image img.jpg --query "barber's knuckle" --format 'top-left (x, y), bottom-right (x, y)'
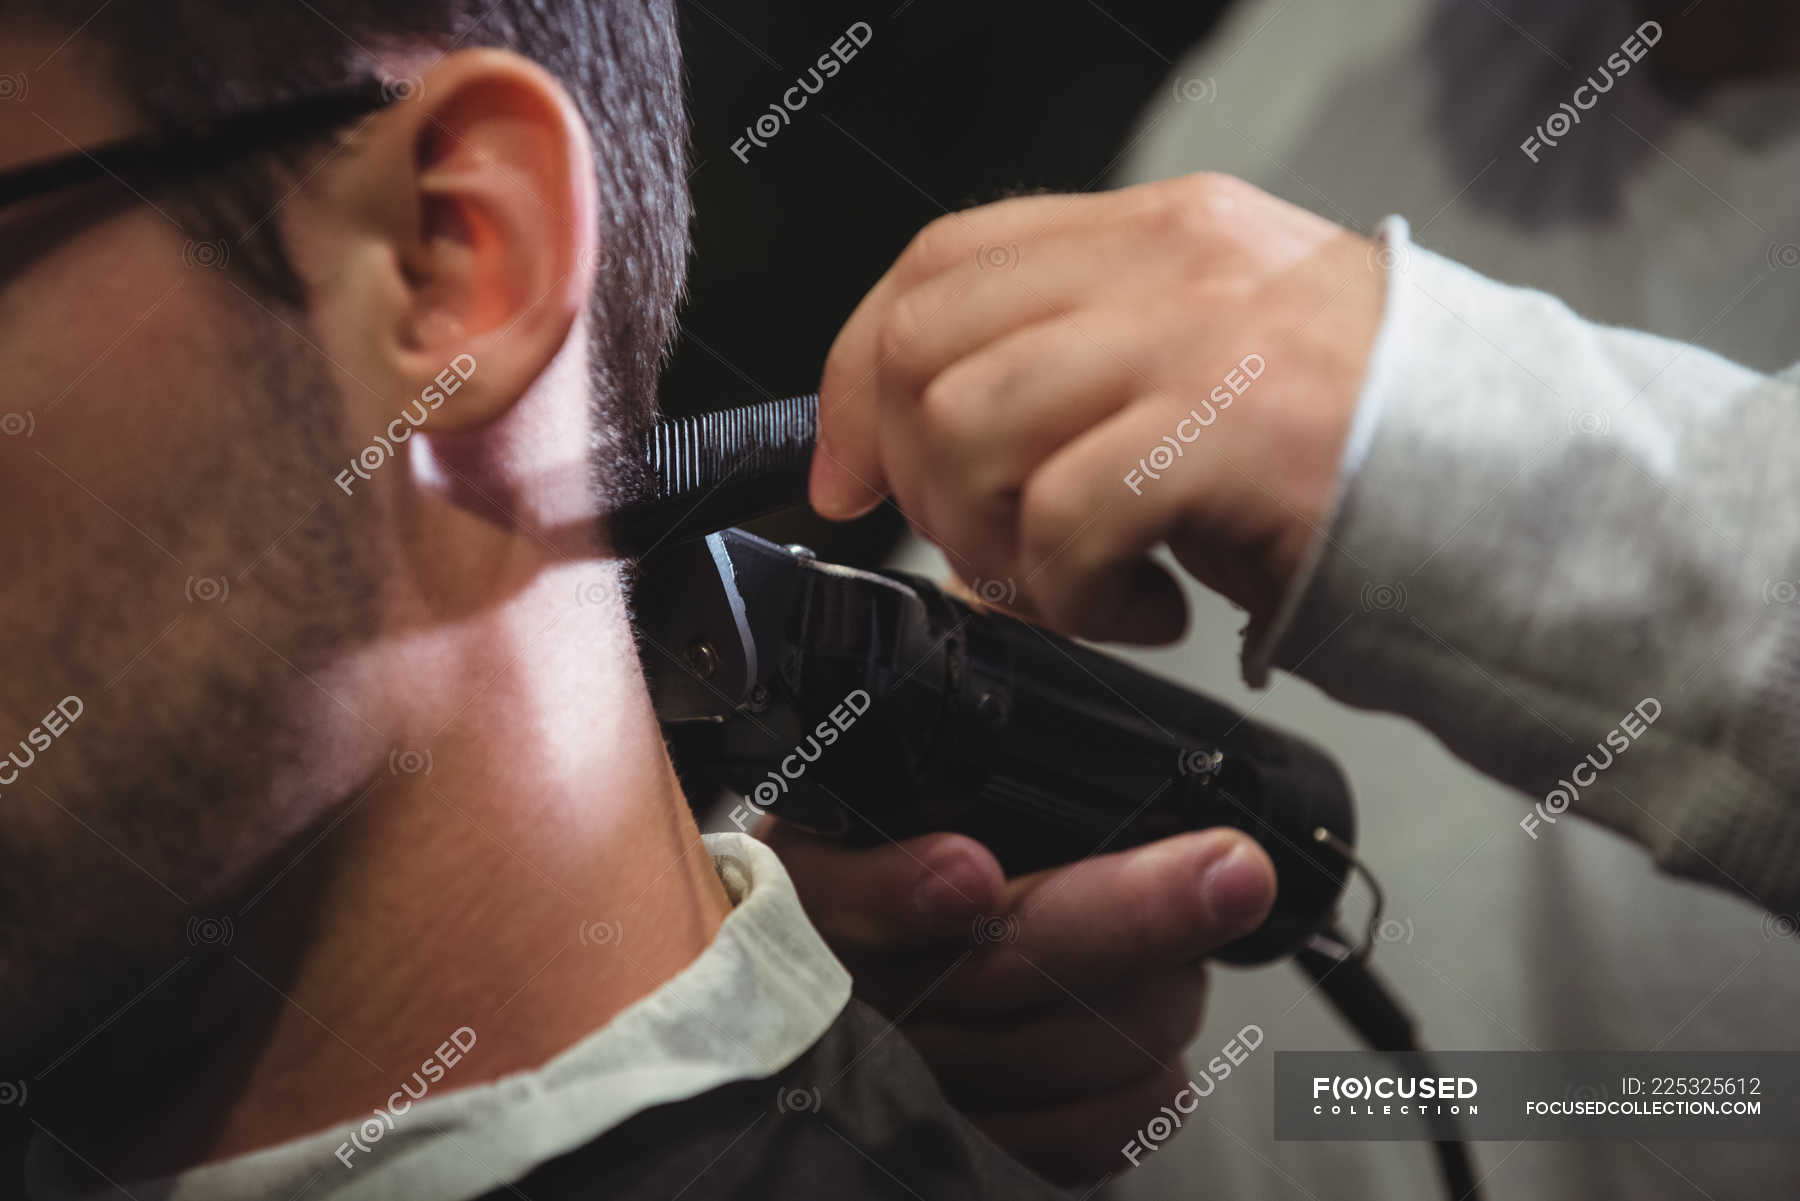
top-left (876, 290), bottom-right (932, 372)
top-left (1182, 169), bottom-right (1252, 205)
top-left (918, 366), bottom-right (980, 440)
top-left (899, 214), bottom-right (962, 279)
top-left (1154, 172), bottom-right (1245, 247)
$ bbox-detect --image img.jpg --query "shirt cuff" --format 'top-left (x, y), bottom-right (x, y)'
top-left (1243, 214), bottom-right (1412, 688)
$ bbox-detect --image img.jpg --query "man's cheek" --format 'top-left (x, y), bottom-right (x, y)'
top-left (0, 220), bottom-right (263, 658)
top-left (29, 224), bottom-right (257, 513)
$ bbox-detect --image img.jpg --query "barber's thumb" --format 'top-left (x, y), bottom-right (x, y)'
top-left (808, 436), bottom-right (887, 520)
top-left (759, 821), bottom-right (1006, 949)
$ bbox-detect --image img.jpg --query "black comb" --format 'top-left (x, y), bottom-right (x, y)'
top-left (611, 393), bottom-right (820, 556)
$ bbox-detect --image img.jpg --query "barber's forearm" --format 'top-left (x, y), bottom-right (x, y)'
top-left (1257, 217), bottom-right (1800, 911)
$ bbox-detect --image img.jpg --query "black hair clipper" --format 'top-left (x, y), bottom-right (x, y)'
top-left (620, 397), bottom-right (1477, 1191)
top-left (619, 394), bottom-right (1359, 964)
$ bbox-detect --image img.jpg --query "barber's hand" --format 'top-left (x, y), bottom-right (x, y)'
top-left (764, 820), bottom-right (1277, 1184)
top-left (810, 173), bottom-right (1385, 643)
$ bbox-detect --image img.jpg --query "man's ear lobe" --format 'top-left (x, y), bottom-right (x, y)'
top-left (362, 49), bottom-right (599, 434)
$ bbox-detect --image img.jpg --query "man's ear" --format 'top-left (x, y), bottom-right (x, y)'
top-left (319, 49), bottom-right (599, 435)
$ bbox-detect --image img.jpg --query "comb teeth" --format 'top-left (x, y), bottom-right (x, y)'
top-left (613, 393), bottom-right (820, 556)
top-left (643, 393), bottom-right (818, 500)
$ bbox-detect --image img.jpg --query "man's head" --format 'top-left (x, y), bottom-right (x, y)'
top-left (0, 2), bottom-right (686, 1072)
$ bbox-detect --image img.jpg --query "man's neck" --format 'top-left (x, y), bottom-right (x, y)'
top-left (59, 550), bottom-right (733, 1180)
